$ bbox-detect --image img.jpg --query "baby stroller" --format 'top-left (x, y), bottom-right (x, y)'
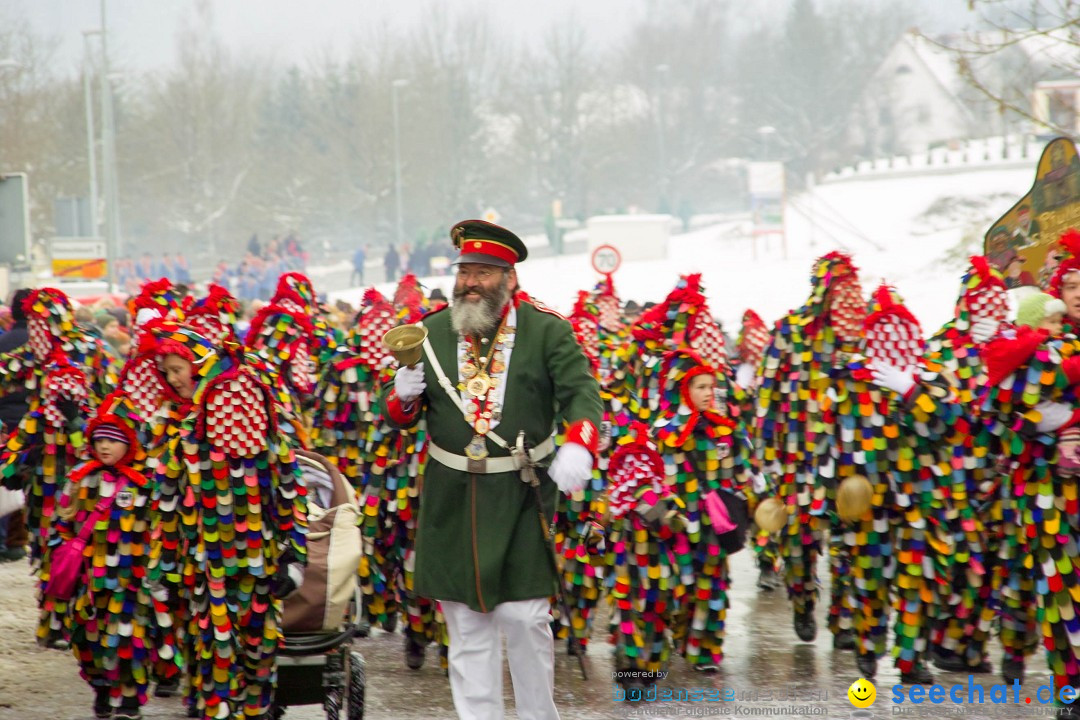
top-left (271, 450), bottom-right (366, 719)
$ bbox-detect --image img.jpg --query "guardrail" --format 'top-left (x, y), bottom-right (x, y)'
top-left (823, 135), bottom-right (1041, 183)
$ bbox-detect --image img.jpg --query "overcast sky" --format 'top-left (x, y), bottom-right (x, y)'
top-left (13, 0), bottom-right (645, 75)
top-left (13, 0), bottom-right (977, 77)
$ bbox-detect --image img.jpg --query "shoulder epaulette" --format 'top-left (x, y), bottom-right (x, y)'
top-left (521, 295), bottom-right (569, 321)
top-left (422, 303), bottom-right (449, 319)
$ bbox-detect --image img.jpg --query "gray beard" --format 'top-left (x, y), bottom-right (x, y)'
top-left (451, 285), bottom-right (510, 337)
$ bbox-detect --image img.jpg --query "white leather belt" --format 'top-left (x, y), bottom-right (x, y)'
top-left (428, 436), bottom-right (556, 474)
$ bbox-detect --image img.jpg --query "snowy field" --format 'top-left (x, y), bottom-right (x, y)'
top-left (331, 165), bottom-right (1036, 334)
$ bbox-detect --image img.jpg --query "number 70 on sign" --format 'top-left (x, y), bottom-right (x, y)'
top-left (590, 244), bottom-right (622, 276)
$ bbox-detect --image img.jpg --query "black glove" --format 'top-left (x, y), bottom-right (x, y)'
top-left (57, 396), bottom-right (81, 424)
top-left (269, 561), bottom-right (305, 599)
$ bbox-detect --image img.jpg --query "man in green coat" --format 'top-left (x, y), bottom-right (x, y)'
top-left (383, 219), bottom-right (602, 720)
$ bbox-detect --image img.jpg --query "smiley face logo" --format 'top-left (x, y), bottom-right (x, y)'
top-left (848, 677), bottom-right (876, 708)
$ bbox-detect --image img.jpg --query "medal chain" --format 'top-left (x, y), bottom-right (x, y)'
top-left (460, 309), bottom-right (512, 438)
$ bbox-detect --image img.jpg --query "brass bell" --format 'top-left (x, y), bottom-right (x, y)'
top-left (382, 323), bottom-right (429, 367)
top-left (836, 474), bottom-right (874, 523)
top-left (754, 496), bottom-right (788, 533)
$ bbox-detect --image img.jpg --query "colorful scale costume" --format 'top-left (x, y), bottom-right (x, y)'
top-left (654, 350), bottom-right (751, 669)
top-left (53, 393), bottom-right (173, 716)
top-left (244, 301), bottom-right (317, 448)
top-left (371, 275), bottom-right (442, 664)
top-left (977, 242), bottom-right (1080, 699)
top-left (864, 285), bottom-right (973, 678)
top-left (923, 257), bottom-right (1009, 673)
top-left (605, 423), bottom-right (688, 675)
top-left (753, 253), bottom-right (866, 630)
top-left (311, 288), bottom-right (397, 489)
top-left (271, 272), bottom-right (338, 369)
top-left (150, 327), bottom-right (308, 720)
top-left (555, 285), bottom-right (626, 653)
top-left (0, 288), bottom-right (116, 645)
top-left (735, 309), bottom-right (781, 584)
top-left (2, 349), bottom-right (92, 645)
top-left (817, 284), bottom-right (977, 681)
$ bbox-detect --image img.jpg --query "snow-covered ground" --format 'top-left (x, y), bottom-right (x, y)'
top-left (331, 164), bottom-right (1036, 334)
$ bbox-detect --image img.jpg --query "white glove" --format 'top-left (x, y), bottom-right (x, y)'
top-left (970, 318), bottom-right (1000, 343)
top-left (1034, 400), bottom-right (1074, 433)
top-left (548, 442), bottom-right (593, 494)
top-left (394, 363), bottom-right (426, 403)
top-left (752, 472), bottom-right (768, 494)
top-left (870, 362), bottom-right (916, 397)
top-left (735, 363), bottom-right (756, 390)
top-left (135, 307), bottom-right (160, 327)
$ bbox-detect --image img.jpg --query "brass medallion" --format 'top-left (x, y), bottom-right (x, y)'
top-left (465, 434), bottom-right (489, 460)
top-left (466, 373), bottom-right (492, 398)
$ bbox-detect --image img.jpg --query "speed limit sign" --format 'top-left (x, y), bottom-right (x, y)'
top-left (590, 244), bottom-right (622, 276)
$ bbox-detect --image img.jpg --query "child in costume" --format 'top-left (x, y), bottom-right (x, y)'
top-left (606, 422), bottom-right (687, 683)
top-left (654, 349), bottom-right (753, 671)
top-left (52, 394), bottom-right (172, 720)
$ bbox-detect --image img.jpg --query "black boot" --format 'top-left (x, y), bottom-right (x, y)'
top-left (93, 687), bottom-right (111, 719)
top-left (154, 675), bottom-right (181, 698)
top-left (405, 635), bottom-right (426, 670)
top-left (855, 653), bottom-right (877, 678)
top-left (931, 647), bottom-right (968, 672)
top-left (355, 617), bottom-right (371, 638)
top-left (1002, 657), bottom-right (1024, 685)
top-left (832, 629), bottom-right (856, 651)
top-left (757, 564), bottom-right (779, 591)
top-left (900, 663), bottom-right (934, 685)
top-left (383, 613), bottom-right (398, 633)
top-left (793, 608), bottom-right (817, 642)
top-left (113, 693), bottom-right (142, 720)
top-left (567, 636), bottom-right (583, 656)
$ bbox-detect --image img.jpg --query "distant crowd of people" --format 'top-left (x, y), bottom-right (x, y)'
top-left (116, 232), bottom-right (310, 303)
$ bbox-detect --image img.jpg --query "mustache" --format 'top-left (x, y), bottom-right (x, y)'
top-left (454, 284), bottom-right (499, 301)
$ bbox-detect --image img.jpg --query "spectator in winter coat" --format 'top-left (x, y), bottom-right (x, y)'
top-left (384, 245), bottom-right (400, 283)
top-left (351, 245), bottom-right (367, 286)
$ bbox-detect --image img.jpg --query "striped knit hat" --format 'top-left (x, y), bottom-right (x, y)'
top-left (91, 421), bottom-right (129, 444)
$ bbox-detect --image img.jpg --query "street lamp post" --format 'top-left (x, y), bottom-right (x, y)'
top-left (391, 79), bottom-right (409, 250)
top-left (757, 125), bottom-right (777, 160)
top-left (82, 30), bottom-right (101, 239)
top-left (99, 0), bottom-right (121, 292)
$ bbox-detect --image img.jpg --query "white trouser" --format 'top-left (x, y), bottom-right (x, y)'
top-left (440, 598), bottom-right (560, 720)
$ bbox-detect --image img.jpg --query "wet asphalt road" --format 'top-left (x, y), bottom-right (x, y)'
top-left (0, 550), bottom-right (1068, 720)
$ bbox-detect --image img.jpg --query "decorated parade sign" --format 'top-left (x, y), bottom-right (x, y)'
top-left (984, 136), bottom-right (1080, 289)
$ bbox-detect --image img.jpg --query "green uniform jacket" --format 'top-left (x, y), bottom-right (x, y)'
top-left (382, 298), bottom-right (602, 612)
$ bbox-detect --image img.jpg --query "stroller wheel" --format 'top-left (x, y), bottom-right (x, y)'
top-left (323, 685), bottom-right (343, 720)
top-left (348, 650), bottom-right (366, 720)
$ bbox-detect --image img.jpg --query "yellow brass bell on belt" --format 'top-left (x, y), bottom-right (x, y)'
top-left (382, 323), bottom-right (429, 367)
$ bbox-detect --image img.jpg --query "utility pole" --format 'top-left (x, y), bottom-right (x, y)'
top-left (392, 79), bottom-right (409, 249)
top-left (82, 30), bottom-right (101, 238)
top-left (99, 0), bottom-right (121, 291)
